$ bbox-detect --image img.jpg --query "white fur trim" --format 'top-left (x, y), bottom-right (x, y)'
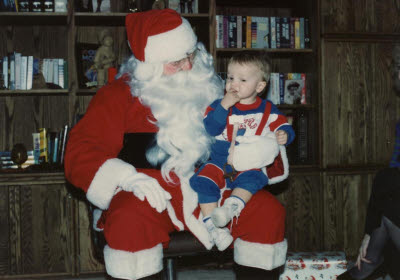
top-left (92, 208), bottom-right (103, 232)
top-left (179, 175), bottom-right (214, 250)
top-left (234, 238), bottom-right (287, 270)
top-left (166, 201), bottom-right (184, 231)
top-left (104, 244), bottom-right (163, 279)
top-left (86, 158), bottom-right (137, 210)
top-left (145, 18), bottom-right (197, 63)
top-left (134, 60), bottom-right (163, 81)
top-left (264, 145), bottom-right (289, 184)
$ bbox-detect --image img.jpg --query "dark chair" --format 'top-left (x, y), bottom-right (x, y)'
top-left (86, 202), bottom-right (224, 280)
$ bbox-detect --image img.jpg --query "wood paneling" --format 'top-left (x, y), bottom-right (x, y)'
top-left (276, 174), bottom-right (323, 251)
top-left (321, 0), bottom-right (400, 34)
top-left (321, 41), bottom-right (399, 167)
top-left (322, 173), bottom-right (374, 257)
top-left (77, 200), bottom-right (104, 274)
top-left (0, 183), bottom-right (74, 276)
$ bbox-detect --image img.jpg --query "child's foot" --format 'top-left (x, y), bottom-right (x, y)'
top-left (203, 216), bottom-right (233, 251)
top-left (210, 227), bottom-right (233, 251)
top-left (211, 196), bottom-right (245, 227)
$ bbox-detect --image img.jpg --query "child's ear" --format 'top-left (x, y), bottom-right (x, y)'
top-left (256, 81), bottom-right (267, 93)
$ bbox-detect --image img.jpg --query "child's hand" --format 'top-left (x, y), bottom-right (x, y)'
top-left (275, 130), bottom-right (288, 145)
top-left (221, 90), bottom-right (241, 110)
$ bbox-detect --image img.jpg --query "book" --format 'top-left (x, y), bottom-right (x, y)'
top-left (18, 0), bottom-right (30, 11)
top-left (236, 15), bottom-right (242, 48)
top-left (254, 16), bottom-right (269, 48)
top-left (279, 73), bottom-right (285, 104)
top-left (276, 17), bottom-right (281, 49)
top-left (20, 56), bottom-right (27, 90)
top-left (215, 15), bottom-right (222, 49)
top-left (43, 0), bottom-right (54, 12)
top-left (267, 72), bottom-right (280, 105)
top-left (222, 15), bottom-right (228, 48)
top-left (280, 17), bottom-right (290, 48)
top-left (14, 52), bottom-right (21, 90)
top-left (59, 124), bottom-right (69, 165)
top-left (92, 0), bottom-right (110, 12)
top-left (2, 56), bottom-right (8, 89)
top-left (32, 132), bottom-right (40, 164)
top-left (9, 53), bottom-right (15, 90)
top-left (270, 17), bottom-right (276, 49)
top-left (246, 16), bottom-right (252, 48)
top-left (284, 73), bottom-right (305, 104)
top-left (297, 111), bottom-right (308, 163)
top-left (54, 0), bottom-right (67, 11)
top-left (39, 128), bottom-right (48, 163)
top-left (0, 57), bottom-right (5, 89)
top-left (228, 15), bottom-right (237, 48)
top-left (76, 43), bottom-right (98, 88)
top-left (300, 17), bottom-right (305, 49)
top-left (304, 18), bottom-right (310, 48)
top-left (294, 17), bottom-right (300, 49)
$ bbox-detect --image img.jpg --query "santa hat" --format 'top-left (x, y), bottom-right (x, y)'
top-left (125, 9), bottom-right (197, 63)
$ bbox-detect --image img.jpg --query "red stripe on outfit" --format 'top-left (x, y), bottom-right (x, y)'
top-left (198, 163), bottom-right (225, 188)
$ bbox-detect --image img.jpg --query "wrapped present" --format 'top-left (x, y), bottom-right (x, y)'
top-left (279, 251), bottom-right (348, 280)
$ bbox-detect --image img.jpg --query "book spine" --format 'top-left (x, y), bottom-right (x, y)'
top-left (9, 53), bottom-right (15, 90)
top-left (294, 17), bottom-right (300, 49)
top-left (32, 132), bottom-right (40, 164)
top-left (276, 17), bottom-right (281, 49)
top-left (39, 128), bottom-right (48, 163)
top-left (304, 18), bottom-right (310, 48)
top-left (270, 17), bottom-right (276, 49)
top-left (251, 18), bottom-right (257, 48)
top-left (63, 60), bottom-right (68, 89)
top-left (279, 73), bottom-right (285, 104)
top-left (14, 52), bottom-right (21, 90)
top-left (290, 17), bottom-right (295, 49)
top-left (223, 15), bottom-right (229, 48)
top-left (300, 17), bottom-right (305, 49)
top-left (242, 16), bottom-right (247, 48)
top-left (20, 56), bottom-right (27, 90)
top-left (58, 58), bottom-right (64, 89)
top-left (215, 15), bottom-right (221, 49)
top-left (301, 73), bottom-right (307, 104)
top-left (228, 15), bottom-right (237, 48)
top-left (3, 56), bottom-right (8, 89)
top-left (236, 15), bottom-right (242, 48)
top-left (26, 56), bottom-right (33, 90)
top-left (246, 16), bottom-right (252, 48)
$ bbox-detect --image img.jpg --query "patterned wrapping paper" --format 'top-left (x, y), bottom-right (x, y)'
top-left (279, 251), bottom-right (348, 280)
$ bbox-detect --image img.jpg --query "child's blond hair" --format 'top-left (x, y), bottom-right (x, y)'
top-left (228, 51), bottom-right (271, 93)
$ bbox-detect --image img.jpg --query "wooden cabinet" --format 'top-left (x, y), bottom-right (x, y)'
top-left (0, 173), bottom-right (75, 277)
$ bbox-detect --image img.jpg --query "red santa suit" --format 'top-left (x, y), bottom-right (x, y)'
top-left (64, 9), bottom-right (289, 280)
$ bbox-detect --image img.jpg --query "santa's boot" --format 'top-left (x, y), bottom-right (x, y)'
top-left (211, 196), bottom-right (245, 228)
top-left (234, 264), bottom-right (281, 280)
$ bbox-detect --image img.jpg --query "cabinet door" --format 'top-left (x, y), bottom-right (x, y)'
top-left (322, 42), bottom-right (399, 167)
top-left (0, 183), bottom-right (74, 276)
top-left (322, 173), bottom-right (374, 257)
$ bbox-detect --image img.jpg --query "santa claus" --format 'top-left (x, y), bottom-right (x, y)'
top-left (65, 8), bottom-right (288, 280)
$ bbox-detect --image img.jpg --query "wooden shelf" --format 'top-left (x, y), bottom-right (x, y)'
top-left (217, 48), bottom-right (313, 53)
top-left (0, 12), bottom-right (68, 25)
top-left (322, 32), bottom-right (400, 42)
top-left (0, 89), bottom-right (69, 96)
top-left (76, 88), bottom-right (97, 96)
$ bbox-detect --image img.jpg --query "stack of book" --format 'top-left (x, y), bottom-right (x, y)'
top-left (0, 53), bottom-right (68, 90)
top-left (215, 15), bottom-right (310, 49)
top-left (32, 125), bottom-right (70, 166)
top-left (0, 150), bottom-right (35, 169)
top-left (0, 0), bottom-right (67, 12)
top-left (267, 72), bottom-right (307, 105)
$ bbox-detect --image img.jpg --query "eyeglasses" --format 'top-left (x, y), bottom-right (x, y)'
top-left (167, 50), bottom-right (197, 69)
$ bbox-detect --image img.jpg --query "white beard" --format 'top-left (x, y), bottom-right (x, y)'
top-left (120, 44), bottom-right (223, 181)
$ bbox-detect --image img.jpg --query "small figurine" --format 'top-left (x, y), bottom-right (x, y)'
top-left (152, 0), bottom-right (165, 10)
top-left (94, 29), bottom-right (116, 88)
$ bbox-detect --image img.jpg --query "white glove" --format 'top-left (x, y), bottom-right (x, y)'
top-left (232, 133), bottom-right (279, 171)
top-left (356, 234), bottom-right (372, 270)
top-left (120, 172), bottom-right (172, 213)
